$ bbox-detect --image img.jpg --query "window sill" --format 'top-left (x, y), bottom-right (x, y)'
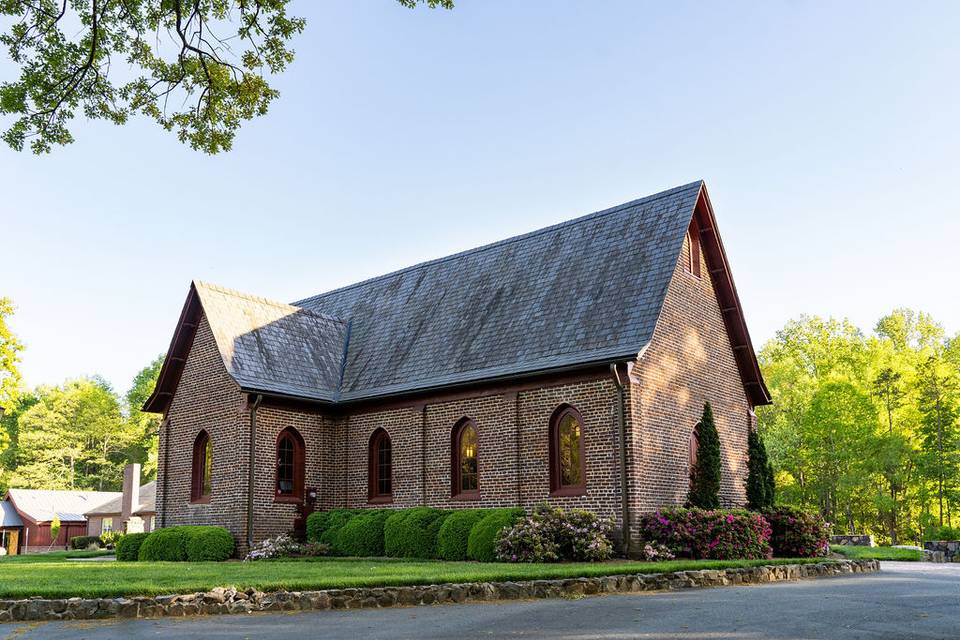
top-left (189, 496), bottom-right (211, 505)
top-left (550, 487), bottom-right (587, 498)
top-left (368, 495), bottom-right (393, 505)
top-left (274, 495), bottom-right (303, 505)
top-left (452, 492), bottom-right (481, 501)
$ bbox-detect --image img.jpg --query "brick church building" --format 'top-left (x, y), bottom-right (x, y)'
top-left (144, 181), bottom-right (770, 555)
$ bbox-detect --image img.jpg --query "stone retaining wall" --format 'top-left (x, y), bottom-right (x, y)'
top-left (830, 535), bottom-right (875, 547)
top-left (0, 560), bottom-right (879, 623)
top-left (923, 540), bottom-right (960, 563)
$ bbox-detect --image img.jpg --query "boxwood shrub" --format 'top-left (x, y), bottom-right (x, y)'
top-left (437, 509), bottom-right (485, 560)
top-left (115, 532), bottom-right (149, 561)
top-left (334, 510), bottom-right (393, 557)
top-left (637, 508), bottom-right (772, 560)
top-left (384, 507), bottom-right (450, 558)
top-left (69, 535), bottom-right (102, 550)
top-left (306, 509), bottom-right (362, 547)
top-left (185, 526), bottom-right (235, 561)
top-left (467, 508), bottom-right (524, 562)
top-left (138, 527), bottom-right (191, 561)
top-left (764, 506), bottom-right (830, 557)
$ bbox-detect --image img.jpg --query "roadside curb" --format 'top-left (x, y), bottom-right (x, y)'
top-left (0, 559), bottom-right (879, 623)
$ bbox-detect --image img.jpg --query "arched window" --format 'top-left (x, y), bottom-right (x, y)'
top-left (368, 428), bottom-right (392, 503)
top-left (549, 405), bottom-right (587, 496)
top-left (685, 219), bottom-right (701, 278)
top-left (451, 419), bottom-right (479, 499)
top-left (191, 430), bottom-right (212, 503)
top-left (275, 427), bottom-right (305, 502)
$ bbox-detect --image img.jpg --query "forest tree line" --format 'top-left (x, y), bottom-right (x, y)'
top-left (757, 309), bottom-right (960, 544)
top-left (0, 297), bottom-right (162, 494)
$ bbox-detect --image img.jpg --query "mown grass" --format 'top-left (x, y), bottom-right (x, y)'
top-left (0, 549), bottom-right (114, 563)
top-left (0, 555), bottom-right (832, 599)
top-left (831, 545), bottom-right (923, 561)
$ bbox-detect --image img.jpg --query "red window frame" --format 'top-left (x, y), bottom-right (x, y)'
top-left (275, 427), bottom-right (305, 504)
top-left (548, 404), bottom-right (587, 496)
top-left (451, 418), bottom-right (480, 500)
top-left (689, 424), bottom-right (700, 478)
top-left (190, 430), bottom-right (212, 504)
top-left (368, 428), bottom-right (393, 503)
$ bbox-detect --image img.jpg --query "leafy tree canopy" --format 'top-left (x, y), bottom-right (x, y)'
top-left (0, 298), bottom-right (23, 408)
top-left (0, 0), bottom-right (453, 154)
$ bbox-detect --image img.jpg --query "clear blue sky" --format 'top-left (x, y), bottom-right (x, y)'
top-left (3, 1), bottom-right (958, 395)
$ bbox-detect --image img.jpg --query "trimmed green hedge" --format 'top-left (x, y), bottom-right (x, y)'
top-left (185, 526), bottom-right (235, 561)
top-left (437, 509), bottom-right (485, 560)
top-left (306, 509), bottom-right (362, 547)
top-left (138, 527), bottom-right (190, 561)
top-left (304, 507), bottom-right (525, 561)
top-left (334, 510), bottom-right (393, 557)
top-left (115, 533), bottom-right (150, 562)
top-left (468, 508), bottom-right (524, 562)
top-left (69, 535), bottom-right (103, 550)
top-left (384, 508), bottom-right (451, 559)
top-left (136, 526), bottom-right (234, 562)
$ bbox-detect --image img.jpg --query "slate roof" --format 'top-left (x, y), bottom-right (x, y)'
top-left (145, 180), bottom-right (770, 410)
top-left (84, 481), bottom-right (156, 517)
top-left (0, 500), bottom-right (22, 528)
top-left (195, 283), bottom-right (348, 402)
top-left (5, 489), bottom-right (121, 523)
top-left (296, 181), bottom-right (702, 400)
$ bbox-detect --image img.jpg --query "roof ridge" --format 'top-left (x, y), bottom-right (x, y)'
top-left (195, 280), bottom-right (346, 325)
top-left (294, 180), bottom-right (703, 307)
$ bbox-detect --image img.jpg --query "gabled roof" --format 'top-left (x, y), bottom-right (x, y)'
top-left (5, 489), bottom-right (121, 523)
top-left (145, 181), bottom-right (770, 411)
top-left (0, 500), bottom-right (23, 528)
top-left (84, 481), bottom-right (157, 517)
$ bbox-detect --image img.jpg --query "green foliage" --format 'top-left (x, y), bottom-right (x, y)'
top-left (136, 526), bottom-right (233, 561)
top-left (0, 1), bottom-right (453, 154)
top-left (48, 516), bottom-right (61, 545)
top-left (185, 526), bottom-right (235, 561)
top-left (124, 355), bottom-right (164, 481)
top-left (383, 507), bottom-right (450, 559)
top-left (115, 533), bottom-right (150, 561)
top-left (467, 508), bottom-right (524, 562)
top-left (0, 298), bottom-right (22, 410)
top-left (138, 527), bottom-right (190, 561)
top-left (831, 545), bottom-right (923, 561)
top-left (333, 510), bottom-right (392, 557)
top-left (69, 535), bottom-right (103, 550)
top-left (746, 430), bottom-right (775, 510)
top-left (688, 403), bottom-right (721, 509)
top-left (305, 509), bottom-right (360, 547)
top-left (758, 311), bottom-right (960, 546)
top-left (436, 509), bottom-right (485, 560)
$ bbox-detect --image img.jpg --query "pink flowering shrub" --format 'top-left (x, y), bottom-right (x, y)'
top-left (639, 541), bottom-right (675, 561)
top-left (764, 507), bottom-right (831, 558)
top-left (637, 508), bottom-right (772, 560)
top-left (496, 504), bottom-right (615, 562)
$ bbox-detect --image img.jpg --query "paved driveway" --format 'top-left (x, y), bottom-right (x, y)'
top-left (3, 562), bottom-right (958, 639)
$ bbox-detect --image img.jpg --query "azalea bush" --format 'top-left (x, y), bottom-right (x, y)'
top-left (638, 541), bottom-right (675, 561)
top-left (495, 504), bottom-right (615, 563)
top-left (764, 507), bottom-right (830, 558)
top-left (244, 534), bottom-right (329, 561)
top-left (637, 508), bottom-right (772, 560)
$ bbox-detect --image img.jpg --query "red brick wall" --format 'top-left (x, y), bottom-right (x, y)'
top-left (627, 229), bottom-right (752, 530)
top-left (156, 234), bottom-right (754, 554)
top-left (155, 313), bottom-right (247, 543)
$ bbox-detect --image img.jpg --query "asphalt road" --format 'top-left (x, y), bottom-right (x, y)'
top-left (3, 562), bottom-right (958, 639)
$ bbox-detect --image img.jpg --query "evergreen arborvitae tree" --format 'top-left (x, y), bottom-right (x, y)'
top-left (746, 429), bottom-right (776, 510)
top-left (688, 402), bottom-right (722, 509)
top-left (764, 460), bottom-right (776, 508)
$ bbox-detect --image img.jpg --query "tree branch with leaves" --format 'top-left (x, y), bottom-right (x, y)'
top-left (0, 0), bottom-right (453, 153)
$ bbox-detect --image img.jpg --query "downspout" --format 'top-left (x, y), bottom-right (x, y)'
top-left (247, 394), bottom-right (262, 549)
top-left (610, 363), bottom-right (630, 557)
top-left (159, 418), bottom-right (170, 529)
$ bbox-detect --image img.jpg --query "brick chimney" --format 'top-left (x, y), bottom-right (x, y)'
top-left (121, 463), bottom-right (141, 524)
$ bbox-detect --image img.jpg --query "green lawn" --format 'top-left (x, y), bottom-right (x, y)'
top-left (831, 545), bottom-right (923, 561)
top-left (0, 554), bottom-right (832, 599)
